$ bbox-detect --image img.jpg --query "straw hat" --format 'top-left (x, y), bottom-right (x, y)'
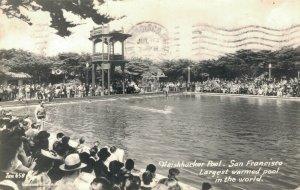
top-left (59, 153), bottom-right (86, 171)
top-left (41, 149), bottom-right (62, 160)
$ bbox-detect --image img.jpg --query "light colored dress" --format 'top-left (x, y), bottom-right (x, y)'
top-left (23, 170), bottom-right (52, 190)
top-left (52, 173), bottom-right (94, 190)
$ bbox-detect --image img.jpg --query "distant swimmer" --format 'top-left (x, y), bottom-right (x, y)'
top-left (130, 106), bottom-right (173, 114)
top-left (164, 105), bottom-right (169, 111)
top-left (105, 105), bottom-right (111, 113)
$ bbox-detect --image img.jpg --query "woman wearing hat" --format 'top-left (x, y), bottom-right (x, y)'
top-left (23, 149), bottom-right (62, 190)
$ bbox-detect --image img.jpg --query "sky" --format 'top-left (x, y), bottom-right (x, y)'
top-left (1, 0), bottom-right (300, 60)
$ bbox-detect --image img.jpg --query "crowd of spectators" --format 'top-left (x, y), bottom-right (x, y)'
top-left (0, 80), bottom-right (144, 102)
top-left (191, 77), bottom-right (300, 97)
top-left (2, 77), bottom-right (300, 103)
top-left (0, 109), bottom-right (200, 190)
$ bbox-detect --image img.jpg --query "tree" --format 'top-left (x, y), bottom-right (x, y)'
top-left (53, 52), bottom-right (92, 83)
top-left (0, 0), bottom-right (114, 37)
top-left (0, 49), bottom-right (54, 83)
top-left (159, 59), bottom-right (195, 82)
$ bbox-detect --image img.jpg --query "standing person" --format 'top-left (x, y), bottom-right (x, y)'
top-left (0, 85), bottom-right (3, 101)
top-left (163, 84), bottom-right (169, 97)
top-left (34, 101), bottom-right (46, 129)
top-left (25, 84), bottom-right (31, 100)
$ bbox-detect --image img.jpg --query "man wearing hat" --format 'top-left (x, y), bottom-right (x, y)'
top-left (53, 153), bottom-right (87, 190)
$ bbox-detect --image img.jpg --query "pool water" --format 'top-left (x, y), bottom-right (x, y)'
top-left (13, 94), bottom-right (300, 190)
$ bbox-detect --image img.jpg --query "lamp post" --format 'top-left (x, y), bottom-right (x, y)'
top-left (268, 63), bottom-right (272, 80)
top-left (86, 62), bottom-right (89, 96)
top-left (188, 66), bottom-right (191, 91)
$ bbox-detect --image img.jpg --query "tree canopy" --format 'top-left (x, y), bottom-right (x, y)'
top-left (1, 46), bottom-right (300, 84)
top-left (0, 0), bottom-right (114, 36)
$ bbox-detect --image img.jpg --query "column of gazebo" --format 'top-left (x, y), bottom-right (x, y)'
top-left (91, 38), bottom-right (127, 95)
top-left (92, 39), bottom-right (96, 95)
top-left (107, 37), bottom-right (111, 95)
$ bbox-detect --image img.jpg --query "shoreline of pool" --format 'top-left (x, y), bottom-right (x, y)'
top-left (0, 92), bottom-right (182, 109)
top-left (2, 91), bottom-right (300, 109)
top-left (184, 92), bottom-right (300, 101)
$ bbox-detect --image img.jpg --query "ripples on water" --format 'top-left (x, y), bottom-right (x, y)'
top-left (11, 94), bottom-right (300, 190)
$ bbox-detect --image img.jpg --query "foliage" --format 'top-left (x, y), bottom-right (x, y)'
top-left (0, 0), bottom-right (114, 36)
top-left (0, 49), bottom-right (54, 83)
top-left (158, 47), bottom-right (300, 81)
top-left (0, 49), bottom-right (92, 83)
top-left (1, 46), bottom-right (300, 84)
top-left (159, 59), bottom-right (195, 82)
top-left (55, 52), bottom-right (92, 82)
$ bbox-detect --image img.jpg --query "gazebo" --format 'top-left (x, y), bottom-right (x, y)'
top-left (141, 69), bottom-right (166, 92)
top-left (89, 25), bottom-right (131, 95)
top-left (0, 71), bottom-right (31, 85)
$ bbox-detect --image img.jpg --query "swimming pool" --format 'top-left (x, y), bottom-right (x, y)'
top-left (13, 94), bottom-right (300, 190)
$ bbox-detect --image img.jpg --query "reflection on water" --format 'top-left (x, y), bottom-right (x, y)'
top-left (12, 95), bottom-right (300, 190)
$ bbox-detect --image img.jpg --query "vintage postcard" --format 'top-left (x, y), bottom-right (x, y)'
top-left (0, 0), bottom-right (300, 190)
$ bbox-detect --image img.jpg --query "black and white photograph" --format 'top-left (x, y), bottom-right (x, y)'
top-left (0, 0), bottom-right (300, 189)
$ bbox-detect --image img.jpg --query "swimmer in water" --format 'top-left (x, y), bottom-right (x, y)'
top-left (105, 105), bottom-right (111, 113)
top-left (164, 105), bottom-right (168, 111)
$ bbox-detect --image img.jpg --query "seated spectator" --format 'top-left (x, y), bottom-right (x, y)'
top-left (25, 123), bottom-right (41, 141)
top-left (5, 119), bottom-right (21, 132)
top-left (105, 146), bottom-right (118, 167)
top-left (94, 148), bottom-right (111, 178)
top-left (141, 164), bottom-right (157, 188)
top-left (0, 130), bottom-right (33, 174)
top-left (32, 131), bottom-right (50, 157)
top-left (120, 159), bottom-right (135, 180)
top-left (0, 179), bottom-right (19, 190)
top-left (164, 178), bottom-right (181, 190)
top-left (141, 171), bottom-right (154, 190)
top-left (76, 137), bottom-right (86, 153)
top-left (158, 168), bottom-right (180, 184)
top-left (108, 146), bottom-right (125, 164)
top-left (53, 153), bottom-right (87, 190)
top-left (152, 183), bottom-right (168, 190)
top-left (202, 182), bottom-right (212, 190)
top-left (90, 177), bottom-right (111, 190)
top-left (23, 149), bottom-right (62, 189)
top-left (22, 115), bottom-right (32, 131)
top-left (123, 175), bottom-right (141, 190)
top-left (108, 160), bottom-right (124, 187)
top-left (145, 164), bottom-right (156, 175)
top-left (53, 136), bottom-right (75, 157)
top-left (49, 132), bottom-right (64, 151)
top-left (79, 146), bottom-right (98, 174)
